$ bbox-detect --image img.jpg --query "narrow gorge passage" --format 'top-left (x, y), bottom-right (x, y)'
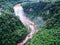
top-left (13, 4), bottom-right (38, 45)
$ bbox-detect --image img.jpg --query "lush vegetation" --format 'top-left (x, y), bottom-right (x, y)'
top-left (26, 28), bottom-right (60, 45)
top-left (0, 10), bottom-right (28, 45)
top-left (24, 1), bottom-right (60, 29)
top-left (0, 0), bottom-right (60, 45)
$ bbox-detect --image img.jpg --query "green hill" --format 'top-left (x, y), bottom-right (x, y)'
top-left (0, 0), bottom-right (60, 45)
top-left (26, 28), bottom-right (60, 45)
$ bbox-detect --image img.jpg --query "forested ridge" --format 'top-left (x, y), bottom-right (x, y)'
top-left (0, 0), bottom-right (60, 45)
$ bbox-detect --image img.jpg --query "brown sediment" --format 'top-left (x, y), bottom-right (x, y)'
top-left (14, 4), bottom-right (22, 8)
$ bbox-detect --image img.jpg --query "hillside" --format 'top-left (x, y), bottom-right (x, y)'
top-left (26, 28), bottom-right (60, 45)
top-left (0, 0), bottom-right (60, 45)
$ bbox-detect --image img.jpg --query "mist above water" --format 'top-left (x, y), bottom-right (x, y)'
top-left (32, 16), bottom-right (46, 29)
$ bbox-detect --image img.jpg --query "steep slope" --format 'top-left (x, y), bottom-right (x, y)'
top-left (26, 28), bottom-right (60, 45)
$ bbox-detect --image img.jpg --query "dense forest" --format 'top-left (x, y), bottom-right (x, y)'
top-left (0, 0), bottom-right (60, 45)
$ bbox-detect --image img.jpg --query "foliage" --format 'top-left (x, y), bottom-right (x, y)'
top-left (0, 10), bottom-right (28, 45)
top-left (0, 0), bottom-right (60, 45)
top-left (24, 1), bottom-right (60, 29)
top-left (42, 2), bottom-right (60, 29)
top-left (26, 28), bottom-right (60, 45)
